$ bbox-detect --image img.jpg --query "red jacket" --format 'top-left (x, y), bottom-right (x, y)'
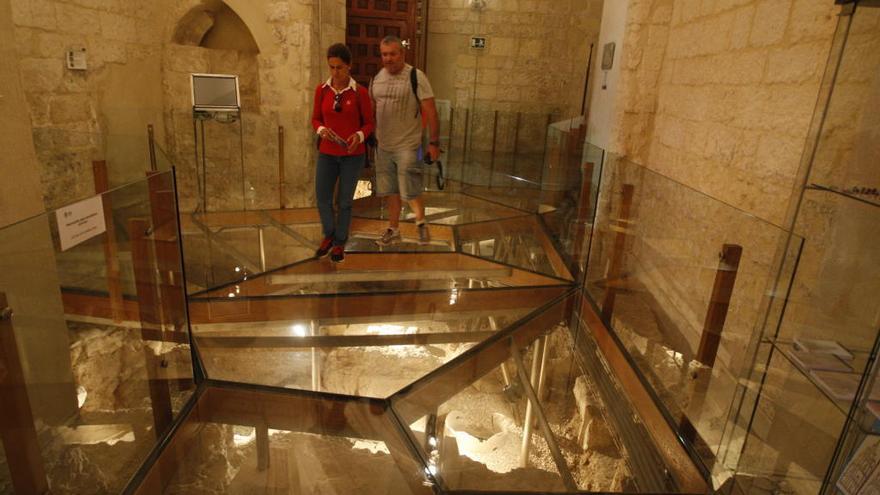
top-left (311, 81), bottom-right (374, 156)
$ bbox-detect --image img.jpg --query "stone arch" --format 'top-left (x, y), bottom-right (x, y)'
top-left (170, 0), bottom-right (276, 56)
top-left (221, 0), bottom-right (276, 55)
top-left (172, 0), bottom-right (260, 53)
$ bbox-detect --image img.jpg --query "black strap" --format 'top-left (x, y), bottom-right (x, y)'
top-left (410, 67), bottom-right (420, 118)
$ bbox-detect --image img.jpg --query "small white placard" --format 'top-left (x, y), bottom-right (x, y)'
top-left (56, 195), bottom-right (106, 251)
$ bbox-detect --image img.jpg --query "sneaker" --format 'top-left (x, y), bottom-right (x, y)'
top-left (378, 228), bottom-right (401, 246)
top-left (330, 245), bottom-right (345, 263)
top-left (417, 223), bottom-right (430, 245)
top-left (315, 236), bottom-right (333, 258)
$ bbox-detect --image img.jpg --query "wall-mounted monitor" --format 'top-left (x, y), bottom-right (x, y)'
top-left (191, 73), bottom-right (240, 112)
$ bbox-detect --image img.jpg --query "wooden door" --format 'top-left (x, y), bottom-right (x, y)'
top-left (346, 0), bottom-right (419, 87)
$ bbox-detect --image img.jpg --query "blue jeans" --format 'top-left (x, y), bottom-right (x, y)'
top-left (315, 153), bottom-right (365, 246)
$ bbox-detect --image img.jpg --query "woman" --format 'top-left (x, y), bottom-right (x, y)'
top-left (311, 43), bottom-right (374, 263)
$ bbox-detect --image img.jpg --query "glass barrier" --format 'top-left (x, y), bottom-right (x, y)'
top-left (156, 106), bottom-right (599, 296)
top-left (0, 171), bottom-right (195, 494)
top-left (583, 154), bottom-right (803, 480)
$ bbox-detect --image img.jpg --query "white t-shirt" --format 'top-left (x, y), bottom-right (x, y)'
top-left (370, 64), bottom-right (434, 152)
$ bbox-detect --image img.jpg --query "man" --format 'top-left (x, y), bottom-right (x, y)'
top-left (370, 35), bottom-right (440, 245)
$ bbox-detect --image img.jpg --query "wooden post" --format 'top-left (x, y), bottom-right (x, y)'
top-left (600, 184), bottom-right (635, 321)
top-left (93, 160), bottom-right (125, 323)
top-left (488, 110), bottom-right (499, 188)
top-left (147, 124), bottom-right (157, 172)
top-left (696, 244), bottom-right (743, 367)
top-left (278, 126), bottom-right (285, 209)
top-left (538, 113), bottom-right (554, 189)
top-left (511, 112), bottom-right (521, 178)
top-left (447, 108), bottom-right (455, 185)
top-left (461, 108), bottom-right (470, 185)
top-left (256, 422), bottom-right (270, 471)
top-left (129, 217), bottom-right (173, 436)
top-left (0, 292), bottom-right (50, 494)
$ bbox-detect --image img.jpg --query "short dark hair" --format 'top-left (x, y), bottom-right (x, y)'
top-left (380, 35), bottom-right (404, 50)
top-left (327, 43), bottom-right (351, 64)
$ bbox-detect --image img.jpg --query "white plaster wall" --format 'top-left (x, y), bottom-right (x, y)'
top-left (586, 0), bottom-right (628, 151)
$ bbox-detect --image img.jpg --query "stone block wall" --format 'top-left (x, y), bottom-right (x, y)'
top-left (426, 0), bottom-right (602, 188)
top-left (589, 4), bottom-right (880, 484)
top-left (0, 0), bottom-right (44, 227)
top-left (7, 0), bottom-right (344, 212)
top-left (427, 0), bottom-right (603, 116)
top-left (599, 0), bottom-right (842, 368)
top-left (808, 7), bottom-right (880, 191)
top-left (613, 0), bottom-right (838, 225)
top-left (9, 0), bottom-right (171, 209)
top-left (773, 8), bottom-right (880, 356)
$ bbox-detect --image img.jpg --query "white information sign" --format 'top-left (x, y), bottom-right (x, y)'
top-left (56, 195), bottom-right (106, 251)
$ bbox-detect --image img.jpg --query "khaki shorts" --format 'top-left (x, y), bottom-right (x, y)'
top-left (374, 147), bottom-right (423, 201)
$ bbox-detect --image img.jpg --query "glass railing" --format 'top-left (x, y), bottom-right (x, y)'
top-left (166, 107), bottom-right (598, 296)
top-left (582, 153), bottom-right (803, 482)
top-left (0, 170), bottom-right (195, 494)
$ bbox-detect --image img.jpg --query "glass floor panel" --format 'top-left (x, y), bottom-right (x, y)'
top-left (188, 253), bottom-right (568, 299)
top-left (352, 191), bottom-right (530, 225)
top-left (390, 293), bottom-right (658, 493)
top-left (192, 287), bottom-right (567, 398)
top-left (149, 387), bottom-right (431, 495)
top-left (135, 290), bottom-right (700, 494)
top-left (457, 215), bottom-right (574, 281)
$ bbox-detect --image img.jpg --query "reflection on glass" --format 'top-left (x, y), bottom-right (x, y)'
top-left (585, 155), bottom-right (801, 473)
top-left (735, 349), bottom-right (843, 494)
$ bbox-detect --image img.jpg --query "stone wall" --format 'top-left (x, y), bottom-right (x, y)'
top-left (6, 0), bottom-right (344, 212)
top-left (597, 0), bottom-right (843, 370)
top-left (426, 0), bottom-right (603, 115)
top-left (9, 0), bottom-right (172, 209)
top-left (0, 0), bottom-right (44, 227)
top-left (777, 6), bottom-right (880, 352)
top-left (612, 0), bottom-right (839, 225)
top-left (425, 0), bottom-right (603, 187)
top-left (587, 0), bottom-right (849, 467)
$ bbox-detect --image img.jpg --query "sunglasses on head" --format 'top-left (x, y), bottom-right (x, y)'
top-left (333, 92), bottom-right (344, 112)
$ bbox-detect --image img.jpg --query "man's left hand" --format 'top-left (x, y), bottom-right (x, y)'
top-left (427, 143), bottom-right (440, 162)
